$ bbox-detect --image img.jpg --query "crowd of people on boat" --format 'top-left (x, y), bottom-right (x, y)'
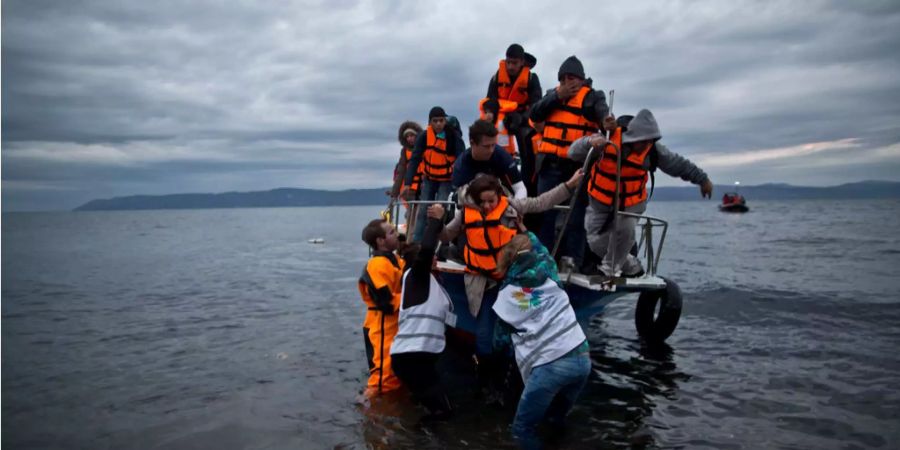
top-left (359, 43), bottom-right (714, 448)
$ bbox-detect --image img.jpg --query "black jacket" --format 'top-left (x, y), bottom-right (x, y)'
top-left (529, 82), bottom-right (610, 131)
top-left (404, 129), bottom-right (466, 185)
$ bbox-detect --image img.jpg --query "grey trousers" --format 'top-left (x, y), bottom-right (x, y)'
top-left (584, 198), bottom-right (646, 275)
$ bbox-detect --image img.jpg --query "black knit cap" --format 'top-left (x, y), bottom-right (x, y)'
top-left (428, 106), bottom-right (447, 120)
top-left (506, 43), bottom-right (525, 59)
top-left (557, 55), bottom-right (585, 81)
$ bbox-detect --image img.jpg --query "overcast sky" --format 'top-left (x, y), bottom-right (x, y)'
top-left (3, 0), bottom-right (900, 210)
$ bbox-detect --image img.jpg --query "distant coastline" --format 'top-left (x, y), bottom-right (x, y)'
top-left (73, 181), bottom-right (900, 211)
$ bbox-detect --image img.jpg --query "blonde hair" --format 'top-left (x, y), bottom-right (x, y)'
top-left (497, 234), bottom-right (532, 274)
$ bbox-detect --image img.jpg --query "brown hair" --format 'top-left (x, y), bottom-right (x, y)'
top-left (469, 118), bottom-right (499, 144)
top-left (497, 234), bottom-right (533, 274)
top-left (467, 175), bottom-right (503, 204)
top-left (361, 218), bottom-right (387, 249)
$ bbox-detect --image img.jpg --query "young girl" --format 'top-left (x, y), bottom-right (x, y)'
top-left (440, 172), bottom-right (582, 380)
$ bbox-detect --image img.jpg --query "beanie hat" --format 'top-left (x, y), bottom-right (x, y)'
top-left (557, 55), bottom-right (585, 81)
top-left (506, 43), bottom-right (525, 59)
top-left (429, 106), bottom-right (447, 120)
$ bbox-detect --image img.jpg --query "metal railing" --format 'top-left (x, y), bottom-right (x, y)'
top-left (383, 198), bottom-right (458, 234)
top-left (619, 211), bottom-right (668, 277)
top-left (547, 138), bottom-right (669, 277)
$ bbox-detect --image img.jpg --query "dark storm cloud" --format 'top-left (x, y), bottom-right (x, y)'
top-left (3, 0), bottom-right (900, 210)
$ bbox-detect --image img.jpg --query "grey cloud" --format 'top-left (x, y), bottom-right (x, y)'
top-left (3, 0), bottom-right (900, 210)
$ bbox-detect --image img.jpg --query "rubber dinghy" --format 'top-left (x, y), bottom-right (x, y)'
top-left (719, 192), bottom-right (749, 213)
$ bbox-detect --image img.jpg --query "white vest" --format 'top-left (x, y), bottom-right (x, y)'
top-left (391, 272), bottom-right (458, 355)
top-left (493, 278), bottom-right (586, 381)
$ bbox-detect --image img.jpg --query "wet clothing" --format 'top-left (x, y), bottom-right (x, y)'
top-left (492, 232), bottom-right (590, 450)
top-left (392, 219), bottom-right (457, 355)
top-left (512, 345), bottom-right (590, 450)
top-left (391, 217), bottom-right (455, 415)
top-left (451, 146), bottom-right (526, 198)
top-left (357, 251), bottom-right (405, 395)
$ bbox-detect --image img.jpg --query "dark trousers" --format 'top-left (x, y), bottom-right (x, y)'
top-left (392, 351), bottom-right (452, 414)
top-left (536, 155), bottom-right (587, 266)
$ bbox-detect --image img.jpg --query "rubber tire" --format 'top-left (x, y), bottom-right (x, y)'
top-left (634, 277), bottom-right (683, 343)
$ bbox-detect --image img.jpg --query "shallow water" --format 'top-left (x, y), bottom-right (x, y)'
top-left (3, 200), bottom-right (900, 449)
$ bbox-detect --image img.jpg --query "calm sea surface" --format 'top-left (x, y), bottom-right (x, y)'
top-left (3, 200), bottom-right (900, 449)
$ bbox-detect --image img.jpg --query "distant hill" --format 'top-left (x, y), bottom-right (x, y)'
top-left (73, 181), bottom-right (900, 211)
top-left (74, 187), bottom-right (391, 211)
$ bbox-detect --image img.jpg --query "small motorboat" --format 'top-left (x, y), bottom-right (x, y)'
top-left (719, 192), bottom-right (749, 213)
top-left (307, 238), bottom-right (325, 244)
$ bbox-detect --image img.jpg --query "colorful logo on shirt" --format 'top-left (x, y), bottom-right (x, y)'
top-left (512, 287), bottom-right (543, 311)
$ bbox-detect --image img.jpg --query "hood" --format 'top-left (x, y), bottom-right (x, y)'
top-left (397, 120), bottom-right (423, 147)
top-left (621, 109), bottom-right (661, 144)
top-left (456, 179), bottom-right (514, 210)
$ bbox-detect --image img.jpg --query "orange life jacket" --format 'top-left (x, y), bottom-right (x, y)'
top-left (537, 86), bottom-right (599, 158)
top-left (478, 97), bottom-right (519, 157)
top-left (463, 195), bottom-right (518, 279)
top-left (357, 252), bottom-right (404, 394)
top-left (423, 125), bottom-right (455, 182)
top-left (587, 128), bottom-right (652, 208)
top-left (496, 60), bottom-right (530, 107)
top-left (403, 146), bottom-right (424, 193)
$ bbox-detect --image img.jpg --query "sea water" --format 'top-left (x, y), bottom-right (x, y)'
top-left (3, 200), bottom-right (900, 449)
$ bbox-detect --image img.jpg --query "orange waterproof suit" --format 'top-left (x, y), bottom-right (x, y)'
top-left (357, 251), bottom-right (405, 395)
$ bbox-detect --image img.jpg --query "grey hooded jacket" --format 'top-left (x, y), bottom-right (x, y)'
top-left (567, 109), bottom-right (709, 186)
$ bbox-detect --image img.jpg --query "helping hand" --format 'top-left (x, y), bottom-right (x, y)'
top-left (566, 169), bottom-right (585, 190)
top-left (427, 203), bottom-right (445, 219)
